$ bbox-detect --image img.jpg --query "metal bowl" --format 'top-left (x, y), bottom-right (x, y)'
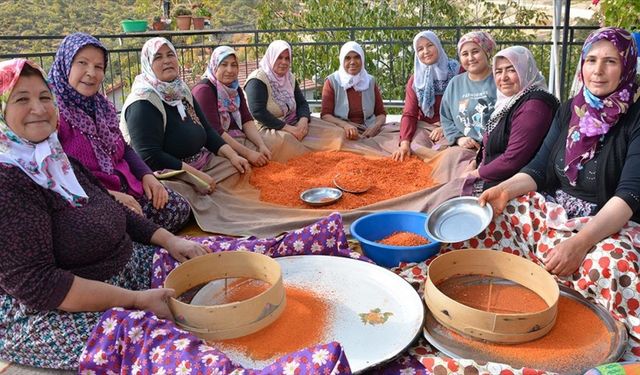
top-left (426, 196), bottom-right (493, 243)
top-left (300, 187), bottom-right (343, 206)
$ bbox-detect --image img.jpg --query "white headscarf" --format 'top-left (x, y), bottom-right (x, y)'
top-left (485, 46), bottom-right (548, 134)
top-left (259, 40), bottom-right (296, 118)
top-left (0, 58), bottom-right (88, 207)
top-left (130, 37), bottom-right (192, 119)
top-left (412, 31), bottom-right (460, 117)
top-left (337, 41), bottom-right (371, 92)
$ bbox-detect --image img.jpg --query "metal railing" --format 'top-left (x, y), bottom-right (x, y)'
top-left (0, 25), bottom-right (596, 111)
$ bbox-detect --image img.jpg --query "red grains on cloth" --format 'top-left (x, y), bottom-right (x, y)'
top-left (378, 231), bottom-right (430, 246)
top-left (249, 151), bottom-right (436, 209)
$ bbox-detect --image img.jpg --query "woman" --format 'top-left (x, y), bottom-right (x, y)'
top-left (192, 46), bottom-right (272, 167)
top-left (440, 31), bottom-right (497, 149)
top-left (0, 59), bottom-right (354, 372)
top-left (463, 46), bottom-right (559, 192)
top-left (476, 28), bottom-right (640, 361)
top-left (244, 40), bottom-right (311, 141)
top-left (0, 58), bottom-right (208, 368)
top-left (49, 33), bottom-right (190, 233)
top-left (320, 41), bottom-right (387, 140)
top-left (392, 31), bottom-right (461, 161)
top-left (121, 37), bottom-right (250, 195)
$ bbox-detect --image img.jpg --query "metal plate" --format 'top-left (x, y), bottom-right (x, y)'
top-left (333, 173), bottom-right (371, 194)
top-left (199, 255), bottom-right (425, 373)
top-left (423, 283), bottom-right (628, 374)
top-left (426, 196), bottom-right (493, 243)
top-left (299, 187), bottom-right (342, 206)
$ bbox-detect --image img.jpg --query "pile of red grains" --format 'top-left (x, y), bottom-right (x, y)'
top-left (249, 151), bottom-right (436, 209)
top-left (378, 231), bottom-right (430, 246)
top-left (435, 276), bottom-right (612, 372)
top-left (215, 284), bottom-right (333, 361)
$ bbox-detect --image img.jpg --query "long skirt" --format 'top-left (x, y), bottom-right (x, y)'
top-left (139, 187), bottom-right (191, 233)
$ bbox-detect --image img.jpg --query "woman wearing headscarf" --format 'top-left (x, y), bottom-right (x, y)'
top-left (459, 28), bottom-right (640, 362)
top-left (244, 40), bottom-right (311, 141)
top-left (121, 37), bottom-right (250, 195)
top-left (320, 41), bottom-right (387, 140)
top-left (440, 31), bottom-right (497, 149)
top-left (392, 31), bottom-right (461, 161)
top-left (0, 58), bottom-right (354, 372)
top-left (49, 33), bottom-right (190, 233)
top-left (462, 46), bottom-right (559, 193)
top-left (192, 46), bottom-right (272, 167)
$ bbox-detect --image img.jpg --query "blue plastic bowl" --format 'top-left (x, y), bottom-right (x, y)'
top-left (351, 211), bottom-right (441, 267)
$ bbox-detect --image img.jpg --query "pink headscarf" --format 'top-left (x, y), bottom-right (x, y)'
top-left (259, 40), bottom-right (297, 122)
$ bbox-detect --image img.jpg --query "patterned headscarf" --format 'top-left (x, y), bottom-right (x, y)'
top-left (0, 58), bottom-right (88, 206)
top-left (564, 27), bottom-right (639, 185)
top-left (337, 41), bottom-right (371, 92)
top-left (130, 37), bottom-right (192, 120)
top-left (49, 33), bottom-right (123, 175)
top-left (485, 46), bottom-right (548, 134)
top-left (203, 46), bottom-right (243, 132)
top-left (412, 31), bottom-right (460, 118)
top-left (259, 40), bottom-right (297, 123)
top-left (457, 31), bottom-right (496, 59)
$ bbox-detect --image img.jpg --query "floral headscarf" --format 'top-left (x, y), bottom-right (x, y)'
top-left (337, 41), bottom-right (371, 92)
top-left (0, 58), bottom-right (87, 206)
top-left (457, 31), bottom-right (496, 59)
top-left (130, 37), bottom-right (192, 119)
top-left (564, 27), bottom-right (639, 185)
top-left (485, 46), bottom-right (548, 134)
top-left (259, 40), bottom-right (297, 123)
top-left (48, 32), bottom-right (124, 175)
top-left (412, 31), bottom-right (460, 118)
top-left (203, 46), bottom-right (242, 132)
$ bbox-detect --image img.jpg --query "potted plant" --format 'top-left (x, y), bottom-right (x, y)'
top-left (173, 5), bottom-right (192, 31)
top-left (192, 4), bottom-right (212, 30)
top-left (152, 16), bottom-right (167, 31)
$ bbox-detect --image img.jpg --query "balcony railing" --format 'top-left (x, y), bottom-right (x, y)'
top-left (0, 25), bottom-right (596, 111)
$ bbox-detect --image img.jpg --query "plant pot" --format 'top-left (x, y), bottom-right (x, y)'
top-left (192, 16), bottom-right (206, 30)
top-left (152, 21), bottom-right (166, 31)
top-left (176, 15), bottom-right (192, 31)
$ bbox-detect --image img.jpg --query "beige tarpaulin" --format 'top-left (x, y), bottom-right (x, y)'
top-left (161, 118), bottom-right (472, 237)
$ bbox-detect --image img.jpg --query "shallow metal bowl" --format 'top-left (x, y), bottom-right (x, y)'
top-left (300, 187), bottom-right (343, 206)
top-left (426, 196), bottom-right (493, 243)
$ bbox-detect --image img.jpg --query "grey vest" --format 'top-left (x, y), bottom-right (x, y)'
top-left (327, 72), bottom-right (377, 128)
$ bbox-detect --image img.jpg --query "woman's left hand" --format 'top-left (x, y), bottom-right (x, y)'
top-left (362, 124), bottom-right (382, 138)
top-left (296, 118), bottom-right (309, 138)
top-left (165, 236), bottom-right (210, 262)
top-left (142, 174), bottom-right (169, 210)
top-left (230, 155), bottom-right (251, 174)
top-left (258, 144), bottom-right (272, 161)
top-left (430, 127), bottom-right (444, 142)
top-left (543, 236), bottom-right (592, 277)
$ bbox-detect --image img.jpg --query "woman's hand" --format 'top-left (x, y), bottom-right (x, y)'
top-left (141, 174), bottom-right (169, 210)
top-left (165, 236), bottom-right (210, 262)
top-left (296, 118), bottom-right (309, 138)
top-left (392, 141), bottom-right (411, 162)
top-left (362, 124), bottom-right (382, 139)
top-left (109, 190), bottom-right (143, 215)
top-left (133, 288), bottom-right (176, 320)
top-left (283, 124), bottom-right (306, 141)
top-left (246, 149), bottom-right (269, 167)
top-left (229, 155), bottom-right (251, 174)
top-left (478, 185), bottom-right (511, 216)
top-left (258, 144), bottom-right (272, 161)
top-left (430, 127), bottom-right (444, 142)
top-left (343, 123), bottom-right (359, 140)
top-left (457, 136), bottom-right (480, 149)
top-left (543, 236), bottom-right (592, 277)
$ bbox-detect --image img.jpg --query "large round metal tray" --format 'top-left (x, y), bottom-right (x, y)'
top-left (426, 196), bottom-right (493, 243)
top-left (423, 283), bottom-right (627, 374)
